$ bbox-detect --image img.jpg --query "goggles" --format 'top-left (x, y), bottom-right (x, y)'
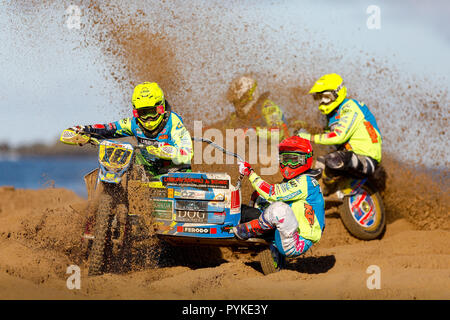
top-left (134, 102), bottom-right (165, 120)
top-left (279, 152), bottom-right (312, 168)
top-left (312, 91), bottom-right (337, 105)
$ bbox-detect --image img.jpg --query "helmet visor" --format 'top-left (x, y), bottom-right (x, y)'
top-left (312, 91), bottom-right (336, 105)
top-left (136, 102), bottom-right (165, 120)
top-left (279, 152), bottom-right (311, 168)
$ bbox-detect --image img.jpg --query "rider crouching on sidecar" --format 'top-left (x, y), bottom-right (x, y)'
top-left (233, 136), bottom-right (325, 258)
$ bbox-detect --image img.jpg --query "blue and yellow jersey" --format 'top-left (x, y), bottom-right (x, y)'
top-left (226, 98), bottom-right (289, 141)
top-left (312, 98), bottom-right (382, 162)
top-left (83, 111), bottom-right (193, 166)
top-left (256, 98), bottom-right (289, 140)
top-left (249, 171), bottom-right (325, 243)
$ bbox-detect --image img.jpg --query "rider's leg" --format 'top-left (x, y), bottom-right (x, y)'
top-left (234, 201), bottom-right (313, 256)
top-left (274, 230), bottom-right (313, 257)
top-left (323, 150), bottom-right (377, 177)
top-left (317, 151), bottom-right (350, 195)
top-left (347, 153), bottom-right (378, 176)
top-left (233, 218), bottom-right (271, 240)
top-left (262, 202), bottom-right (313, 257)
top-left (233, 201), bottom-right (294, 240)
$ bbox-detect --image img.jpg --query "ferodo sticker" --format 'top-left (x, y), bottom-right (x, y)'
top-left (177, 226), bottom-right (217, 234)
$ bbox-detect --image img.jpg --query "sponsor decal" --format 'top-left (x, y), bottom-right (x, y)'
top-left (93, 124), bottom-right (105, 129)
top-left (326, 132), bottom-right (337, 139)
top-left (304, 203), bottom-right (315, 227)
top-left (176, 210), bottom-right (208, 223)
top-left (162, 176), bottom-right (229, 189)
top-left (258, 181), bottom-right (272, 195)
top-left (281, 190), bottom-right (302, 200)
top-left (152, 200), bottom-right (173, 220)
top-left (137, 137), bottom-right (159, 147)
top-left (221, 225), bottom-right (232, 233)
top-left (176, 200), bottom-right (209, 211)
top-left (364, 121), bottom-right (379, 143)
top-left (230, 190), bottom-right (240, 214)
top-left (161, 145), bottom-right (176, 155)
top-left (287, 180), bottom-right (298, 189)
top-left (177, 226), bottom-right (215, 234)
top-left (214, 193), bottom-right (225, 201)
top-left (293, 231), bottom-right (305, 253)
top-left (159, 134), bottom-right (169, 140)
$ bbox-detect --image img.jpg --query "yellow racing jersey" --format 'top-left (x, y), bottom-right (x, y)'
top-left (312, 98), bottom-right (382, 162)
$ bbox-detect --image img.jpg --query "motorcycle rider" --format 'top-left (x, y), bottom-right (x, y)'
top-left (233, 136), bottom-right (325, 258)
top-left (297, 73), bottom-right (382, 195)
top-left (225, 75), bottom-right (289, 141)
top-left (69, 82), bottom-right (193, 175)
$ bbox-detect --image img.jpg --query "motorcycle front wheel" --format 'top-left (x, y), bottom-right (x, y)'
top-left (339, 183), bottom-right (386, 240)
top-left (259, 244), bottom-right (285, 275)
top-left (88, 193), bottom-right (113, 276)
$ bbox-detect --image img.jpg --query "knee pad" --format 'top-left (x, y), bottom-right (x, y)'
top-left (261, 201), bottom-right (293, 227)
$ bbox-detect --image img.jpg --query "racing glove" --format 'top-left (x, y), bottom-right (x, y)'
top-left (68, 126), bottom-right (91, 145)
top-left (238, 161), bottom-right (253, 176)
top-left (71, 125), bottom-right (86, 134)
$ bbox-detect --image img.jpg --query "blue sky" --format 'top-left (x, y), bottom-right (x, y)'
top-left (0, 0), bottom-right (448, 166)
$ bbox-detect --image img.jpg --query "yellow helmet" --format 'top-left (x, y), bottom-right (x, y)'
top-left (132, 82), bottom-right (166, 131)
top-left (226, 75), bottom-right (258, 117)
top-left (309, 73), bottom-right (347, 115)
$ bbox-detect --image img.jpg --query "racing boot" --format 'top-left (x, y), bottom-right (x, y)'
top-left (232, 218), bottom-right (270, 240)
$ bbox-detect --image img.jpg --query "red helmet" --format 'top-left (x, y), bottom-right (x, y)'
top-left (278, 136), bottom-right (313, 179)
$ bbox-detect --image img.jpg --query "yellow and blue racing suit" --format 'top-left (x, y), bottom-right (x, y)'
top-left (82, 108), bottom-right (193, 175)
top-left (249, 171), bottom-right (325, 257)
top-left (309, 98), bottom-right (382, 177)
top-left (226, 97), bottom-right (290, 141)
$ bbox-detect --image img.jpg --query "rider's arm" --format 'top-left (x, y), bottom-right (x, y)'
top-left (160, 114), bottom-right (193, 164)
top-left (310, 104), bottom-right (360, 145)
top-left (248, 171), bottom-right (308, 202)
top-left (81, 118), bottom-right (133, 139)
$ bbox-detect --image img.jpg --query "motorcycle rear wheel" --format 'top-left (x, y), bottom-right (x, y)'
top-left (339, 183), bottom-right (385, 240)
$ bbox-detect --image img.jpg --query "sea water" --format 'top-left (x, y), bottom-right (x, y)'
top-left (0, 155), bottom-right (98, 198)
